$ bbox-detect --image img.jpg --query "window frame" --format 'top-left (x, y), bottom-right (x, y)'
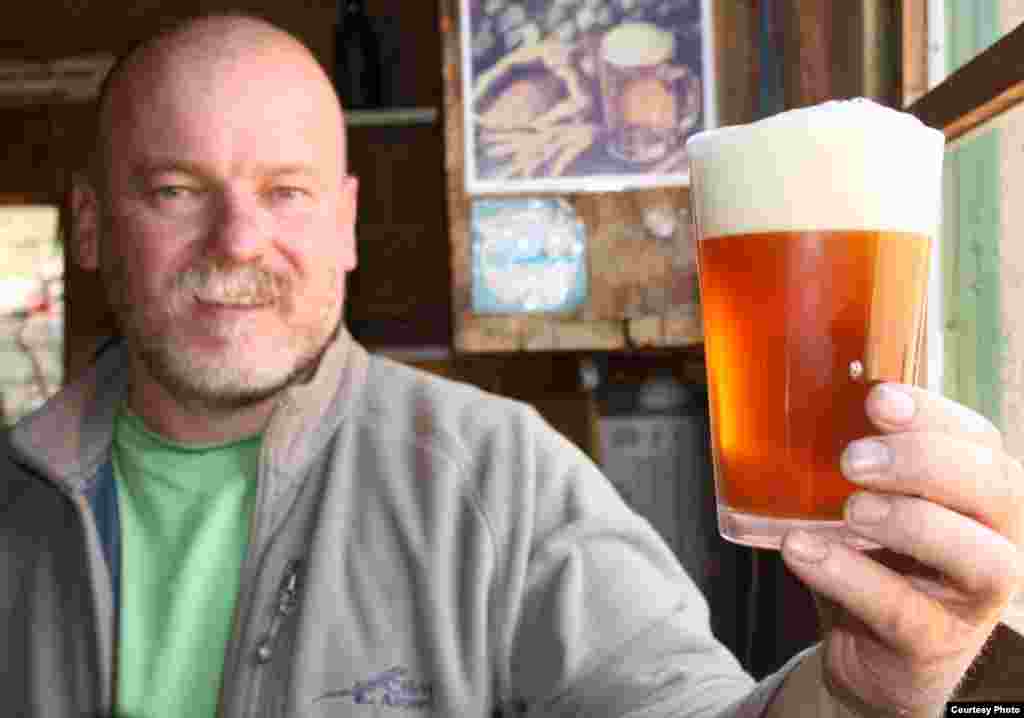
top-left (904, 3), bottom-right (1024, 139)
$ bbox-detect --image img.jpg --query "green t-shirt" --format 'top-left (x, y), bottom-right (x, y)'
top-left (112, 406), bottom-right (260, 718)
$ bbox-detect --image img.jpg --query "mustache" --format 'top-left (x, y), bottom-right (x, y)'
top-left (177, 261), bottom-right (283, 306)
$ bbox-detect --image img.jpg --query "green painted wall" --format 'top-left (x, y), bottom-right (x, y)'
top-left (942, 0), bottom-right (1003, 429)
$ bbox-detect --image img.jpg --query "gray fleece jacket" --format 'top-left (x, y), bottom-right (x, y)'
top-left (1, 330), bottom-right (820, 717)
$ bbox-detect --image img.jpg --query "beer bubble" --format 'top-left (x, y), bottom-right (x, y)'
top-left (849, 360), bottom-right (864, 381)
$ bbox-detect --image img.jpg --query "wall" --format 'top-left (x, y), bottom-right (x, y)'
top-left (999, 0), bottom-right (1024, 459)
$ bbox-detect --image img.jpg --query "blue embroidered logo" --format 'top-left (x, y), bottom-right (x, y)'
top-left (326, 666), bottom-right (434, 709)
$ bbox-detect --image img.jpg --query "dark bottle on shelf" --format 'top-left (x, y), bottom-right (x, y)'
top-left (335, 0), bottom-right (384, 109)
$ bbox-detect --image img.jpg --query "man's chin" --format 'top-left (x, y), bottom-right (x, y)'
top-left (169, 364), bottom-right (293, 410)
top-left (139, 345), bottom-right (306, 413)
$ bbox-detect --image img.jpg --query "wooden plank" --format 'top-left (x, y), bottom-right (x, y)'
top-left (907, 18), bottom-right (1024, 140)
top-left (768, 0), bottom-right (898, 108)
top-left (901, 0), bottom-right (930, 106)
top-left (778, 0), bottom-right (833, 107)
top-left (715, 0), bottom-right (760, 126)
top-left (628, 305), bottom-right (703, 349)
top-left (861, 0), bottom-right (900, 106)
top-left (757, 0), bottom-right (785, 117)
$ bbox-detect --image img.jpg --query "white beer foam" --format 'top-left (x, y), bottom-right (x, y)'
top-left (602, 22), bottom-right (674, 68)
top-left (685, 98), bottom-right (946, 239)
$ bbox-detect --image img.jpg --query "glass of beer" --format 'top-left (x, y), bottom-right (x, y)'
top-left (685, 99), bottom-right (945, 550)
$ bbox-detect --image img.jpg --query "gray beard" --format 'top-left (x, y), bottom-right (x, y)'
top-left (129, 313), bottom-right (343, 413)
top-left (98, 228), bottom-right (343, 414)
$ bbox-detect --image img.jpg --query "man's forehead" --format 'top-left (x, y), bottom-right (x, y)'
top-left (97, 17), bottom-right (340, 138)
top-left (111, 25), bottom-right (318, 108)
top-left (95, 16), bottom-right (345, 183)
top-left (120, 15), bottom-right (309, 77)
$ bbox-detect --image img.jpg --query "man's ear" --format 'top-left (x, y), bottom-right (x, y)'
top-left (338, 174), bottom-right (359, 272)
top-left (70, 175), bottom-right (100, 272)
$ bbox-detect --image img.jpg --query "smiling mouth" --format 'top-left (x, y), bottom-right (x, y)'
top-left (195, 296), bottom-right (273, 310)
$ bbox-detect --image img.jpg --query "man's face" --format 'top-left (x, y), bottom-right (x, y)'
top-left (81, 41), bottom-right (357, 410)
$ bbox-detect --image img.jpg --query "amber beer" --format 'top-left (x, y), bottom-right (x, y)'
top-left (686, 99), bottom-right (945, 549)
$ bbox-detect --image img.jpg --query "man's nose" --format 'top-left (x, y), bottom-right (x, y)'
top-left (207, 191), bottom-right (272, 262)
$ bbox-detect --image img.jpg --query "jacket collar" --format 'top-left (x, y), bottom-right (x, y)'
top-left (8, 327), bottom-right (370, 495)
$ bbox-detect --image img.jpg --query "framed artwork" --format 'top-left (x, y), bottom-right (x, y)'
top-left (460, 0), bottom-right (715, 194)
top-left (470, 197), bottom-right (588, 314)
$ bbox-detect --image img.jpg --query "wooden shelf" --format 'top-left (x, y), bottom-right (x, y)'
top-left (346, 107), bottom-right (439, 127)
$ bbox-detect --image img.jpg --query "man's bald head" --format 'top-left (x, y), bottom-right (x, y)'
top-left (89, 13), bottom-right (346, 194)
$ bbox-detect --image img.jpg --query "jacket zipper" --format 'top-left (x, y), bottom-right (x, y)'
top-left (255, 559), bottom-right (303, 665)
top-left (240, 558), bottom-right (304, 718)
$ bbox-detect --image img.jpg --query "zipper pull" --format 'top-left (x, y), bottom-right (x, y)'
top-left (255, 559), bottom-right (303, 664)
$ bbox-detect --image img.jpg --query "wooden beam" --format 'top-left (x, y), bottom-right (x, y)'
top-left (774, 0), bottom-right (834, 108)
top-left (861, 0), bottom-right (900, 107)
top-left (907, 20), bottom-right (1024, 140)
top-left (770, 1), bottom-right (899, 109)
top-left (901, 0), bottom-right (929, 106)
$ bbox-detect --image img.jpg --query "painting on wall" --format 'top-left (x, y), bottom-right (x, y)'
top-left (460, 0), bottom-right (715, 194)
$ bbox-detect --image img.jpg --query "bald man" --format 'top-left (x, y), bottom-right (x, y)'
top-left (2, 13), bottom-right (1022, 718)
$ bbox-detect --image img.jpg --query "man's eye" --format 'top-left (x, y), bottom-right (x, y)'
top-left (269, 186), bottom-right (311, 202)
top-left (153, 186), bottom-right (198, 200)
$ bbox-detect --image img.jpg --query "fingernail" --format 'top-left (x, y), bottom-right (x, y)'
top-left (842, 438), bottom-right (892, 476)
top-left (848, 493), bottom-right (891, 525)
top-left (785, 530), bottom-right (830, 563)
top-left (873, 384), bottom-right (916, 424)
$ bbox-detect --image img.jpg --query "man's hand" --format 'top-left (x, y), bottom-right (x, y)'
top-left (780, 383), bottom-right (1024, 717)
